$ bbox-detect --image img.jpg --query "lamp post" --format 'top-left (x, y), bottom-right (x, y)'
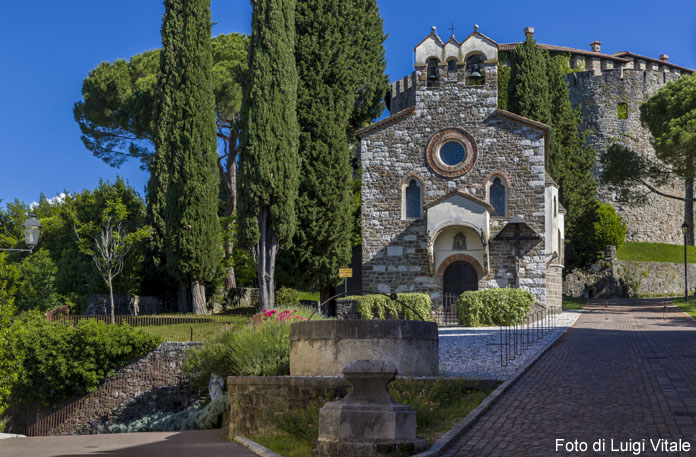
top-left (0, 215), bottom-right (42, 253)
top-left (682, 222), bottom-right (689, 304)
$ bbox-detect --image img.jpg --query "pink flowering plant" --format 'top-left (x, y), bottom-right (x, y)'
top-left (261, 308), bottom-right (309, 322)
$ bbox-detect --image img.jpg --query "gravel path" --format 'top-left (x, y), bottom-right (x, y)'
top-left (438, 310), bottom-right (582, 379)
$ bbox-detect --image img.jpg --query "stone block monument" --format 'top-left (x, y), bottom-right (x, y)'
top-left (313, 360), bottom-right (426, 457)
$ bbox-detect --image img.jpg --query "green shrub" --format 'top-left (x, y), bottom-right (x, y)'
top-left (346, 293), bottom-right (432, 321)
top-left (275, 287), bottom-right (300, 307)
top-left (10, 311), bottom-right (161, 407)
top-left (457, 289), bottom-right (535, 326)
top-left (184, 306), bottom-right (321, 386)
top-left (594, 202), bottom-right (627, 250)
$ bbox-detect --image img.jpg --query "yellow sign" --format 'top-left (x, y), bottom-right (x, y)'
top-left (339, 268), bottom-right (353, 278)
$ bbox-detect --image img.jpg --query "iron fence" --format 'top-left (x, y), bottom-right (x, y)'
top-left (46, 314), bottom-right (239, 342)
top-left (498, 307), bottom-right (558, 367)
top-left (431, 293), bottom-right (460, 326)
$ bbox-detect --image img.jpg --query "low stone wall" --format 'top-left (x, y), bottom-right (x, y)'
top-left (563, 247), bottom-right (696, 298)
top-left (227, 376), bottom-right (349, 438)
top-left (618, 261), bottom-right (696, 296)
top-left (289, 320), bottom-right (439, 377)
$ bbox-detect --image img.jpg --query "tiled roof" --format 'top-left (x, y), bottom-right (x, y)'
top-left (499, 43), bottom-right (694, 73)
top-left (354, 107), bottom-right (416, 138)
top-left (613, 51), bottom-right (693, 73)
top-left (499, 42), bottom-right (627, 62)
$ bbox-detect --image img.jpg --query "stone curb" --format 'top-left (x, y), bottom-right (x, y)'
top-left (234, 436), bottom-right (284, 457)
top-left (669, 300), bottom-right (696, 322)
top-left (412, 309), bottom-right (585, 457)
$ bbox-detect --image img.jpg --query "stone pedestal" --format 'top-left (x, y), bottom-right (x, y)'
top-left (313, 360), bottom-right (426, 457)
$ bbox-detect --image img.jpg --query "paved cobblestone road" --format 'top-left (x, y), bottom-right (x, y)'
top-left (444, 300), bottom-right (696, 457)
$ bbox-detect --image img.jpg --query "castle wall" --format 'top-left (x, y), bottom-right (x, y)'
top-left (360, 63), bottom-right (550, 306)
top-left (567, 68), bottom-right (686, 244)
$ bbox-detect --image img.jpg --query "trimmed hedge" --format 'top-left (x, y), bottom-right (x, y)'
top-left (346, 293), bottom-right (432, 321)
top-left (457, 289), bottom-right (535, 326)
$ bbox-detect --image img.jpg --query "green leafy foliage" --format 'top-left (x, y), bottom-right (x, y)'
top-left (10, 312), bottom-right (160, 407)
top-left (617, 102), bottom-right (628, 120)
top-left (275, 287), bottom-right (300, 307)
top-left (346, 293), bottom-right (432, 321)
top-left (0, 254), bottom-right (22, 422)
top-left (12, 249), bottom-right (67, 313)
top-left (457, 289), bottom-right (535, 326)
top-left (640, 73), bottom-right (696, 178)
top-left (594, 202), bottom-right (627, 250)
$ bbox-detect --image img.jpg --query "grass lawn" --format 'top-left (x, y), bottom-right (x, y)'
top-left (249, 378), bottom-right (496, 457)
top-left (617, 242), bottom-right (696, 263)
top-left (297, 291), bottom-right (320, 302)
top-left (562, 296), bottom-right (587, 311)
top-left (135, 318), bottom-right (249, 343)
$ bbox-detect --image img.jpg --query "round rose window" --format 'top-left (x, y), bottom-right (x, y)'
top-left (439, 141), bottom-right (467, 166)
top-left (426, 129), bottom-right (477, 177)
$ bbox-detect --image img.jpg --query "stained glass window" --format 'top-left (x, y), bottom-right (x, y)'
top-left (490, 177), bottom-right (506, 216)
top-left (406, 180), bottom-right (421, 218)
top-left (439, 142), bottom-right (466, 166)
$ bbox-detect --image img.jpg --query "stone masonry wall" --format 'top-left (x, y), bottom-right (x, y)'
top-left (227, 376), bottom-right (349, 438)
top-left (360, 62), bottom-right (549, 305)
top-left (568, 68), bottom-right (685, 244)
top-left (34, 342), bottom-right (201, 436)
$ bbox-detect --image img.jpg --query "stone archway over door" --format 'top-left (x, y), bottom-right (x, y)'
top-left (443, 261), bottom-right (478, 306)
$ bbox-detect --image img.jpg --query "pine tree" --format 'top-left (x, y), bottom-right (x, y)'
top-left (154, 0), bottom-right (221, 314)
top-left (238, 0), bottom-right (300, 309)
top-left (147, 0), bottom-right (183, 309)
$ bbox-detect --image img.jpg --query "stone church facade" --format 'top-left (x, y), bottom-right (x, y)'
top-left (356, 27), bottom-right (564, 311)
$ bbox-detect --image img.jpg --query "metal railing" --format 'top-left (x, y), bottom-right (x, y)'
top-left (46, 314), bottom-right (238, 342)
top-left (498, 307), bottom-right (558, 367)
top-left (431, 293), bottom-right (460, 326)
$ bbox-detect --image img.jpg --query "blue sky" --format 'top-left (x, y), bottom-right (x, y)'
top-left (1, 0), bottom-right (694, 209)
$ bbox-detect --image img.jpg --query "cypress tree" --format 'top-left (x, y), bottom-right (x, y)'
top-left (278, 0), bottom-right (388, 297)
top-left (507, 34), bottom-right (551, 125)
top-left (507, 35), bottom-right (600, 268)
top-left (159, 0), bottom-right (221, 314)
top-left (147, 0), bottom-right (182, 309)
top-left (238, 0), bottom-right (300, 309)
top-left (546, 54), bottom-right (599, 268)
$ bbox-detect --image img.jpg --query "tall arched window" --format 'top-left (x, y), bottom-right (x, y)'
top-left (426, 58), bottom-right (440, 87)
top-left (405, 179), bottom-right (422, 219)
top-left (553, 196), bottom-right (558, 217)
top-left (490, 177), bottom-right (506, 217)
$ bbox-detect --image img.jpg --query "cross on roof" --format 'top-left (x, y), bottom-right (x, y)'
top-left (449, 22), bottom-right (456, 38)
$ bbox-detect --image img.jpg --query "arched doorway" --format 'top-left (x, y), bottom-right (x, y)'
top-left (443, 261), bottom-right (478, 305)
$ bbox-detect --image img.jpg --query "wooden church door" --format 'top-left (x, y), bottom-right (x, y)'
top-left (443, 261), bottom-right (479, 297)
